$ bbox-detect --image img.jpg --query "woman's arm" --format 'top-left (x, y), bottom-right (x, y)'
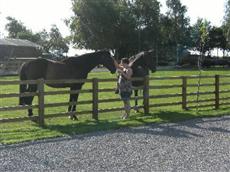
top-left (113, 59), bottom-right (124, 70)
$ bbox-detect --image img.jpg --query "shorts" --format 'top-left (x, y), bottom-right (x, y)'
top-left (120, 91), bottom-right (132, 101)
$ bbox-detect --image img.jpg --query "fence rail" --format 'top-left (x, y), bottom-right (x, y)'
top-left (0, 74), bottom-right (230, 125)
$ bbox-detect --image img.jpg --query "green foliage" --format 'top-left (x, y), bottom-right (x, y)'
top-left (165, 0), bottom-right (190, 44)
top-left (190, 19), bottom-right (227, 55)
top-left (44, 25), bottom-right (69, 55)
top-left (5, 17), bottom-right (69, 56)
top-left (208, 27), bottom-right (227, 50)
top-left (3, 0), bottom-right (230, 61)
top-left (5, 16), bottom-right (28, 38)
top-left (158, 0), bottom-right (190, 63)
top-left (68, 0), bottom-right (160, 58)
top-left (190, 18), bottom-right (211, 53)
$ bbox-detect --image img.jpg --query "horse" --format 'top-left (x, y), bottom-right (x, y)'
top-left (19, 50), bottom-right (116, 120)
top-left (129, 50), bottom-right (157, 112)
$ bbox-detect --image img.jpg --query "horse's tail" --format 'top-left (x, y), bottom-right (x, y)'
top-left (19, 63), bottom-right (27, 105)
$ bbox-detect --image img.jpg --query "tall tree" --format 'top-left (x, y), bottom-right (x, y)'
top-left (223, 0), bottom-right (230, 51)
top-left (68, 0), bottom-right (160, 58)
top-left (190, 18), bottom-right (211, 54)
top-left (164, 0), bottom-right (190, 63)
top-left (208, 27), bottom-right (227, 53)
top-left (47, 25), bottom-right (69, 56)
top-left (165, 0), bottom-right (190, 46)
top-left (5, 16), bottom-right (28, 38)
top-left (5, 16), bottom-right (41, 42)
top-left (5, 17), bottom-right (69, 56)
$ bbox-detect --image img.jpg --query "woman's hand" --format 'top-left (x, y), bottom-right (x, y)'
top-left (117, 69), bottom-right (123, 74)
top-left (113, 58), bottom-right (119, 68)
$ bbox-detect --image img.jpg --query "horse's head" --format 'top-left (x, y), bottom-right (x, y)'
top-left (129, 50), bottom-right (156, 73)
top-left (142, 49), bottom-right (157, 73)
top-left (98, 50), bottom-right (116, 74)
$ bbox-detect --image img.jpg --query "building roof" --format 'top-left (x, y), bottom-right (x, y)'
top-left (0, 38), bottom-right (42, 48)
top-left (0, 39), bottom-right (42, 58)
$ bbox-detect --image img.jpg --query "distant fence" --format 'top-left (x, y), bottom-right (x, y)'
top-left (0, 74), bottom-right (230, 126)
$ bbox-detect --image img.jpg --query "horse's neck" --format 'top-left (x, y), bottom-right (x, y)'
top-left (85, 56), bottom-right (100, 73)
top-left (69, 55), bottom-right (99, 74)
top-left (131, 59), bottom-right (144, 69)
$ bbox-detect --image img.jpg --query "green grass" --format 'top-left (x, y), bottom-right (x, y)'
top-left (0, 68), bottom-right (230, 144)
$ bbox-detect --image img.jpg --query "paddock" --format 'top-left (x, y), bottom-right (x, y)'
top-left (0, 73), bottom-right (229, 126)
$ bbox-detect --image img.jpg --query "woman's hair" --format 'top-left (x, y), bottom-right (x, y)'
top-left (121, 58), bottom-right (129, 64)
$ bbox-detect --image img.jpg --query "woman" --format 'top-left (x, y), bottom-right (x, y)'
top-left (114, 58), bottom-right (133, 119)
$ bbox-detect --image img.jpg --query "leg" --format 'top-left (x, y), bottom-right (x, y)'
top-left (142, 88), bottom-right (146, 106)
top-left (71, 93), bottom-right (79, 112)
top-left (122, 100), bottom-right (131, 119)
top-left (68, 86), bottom-right (80, 120)
top-left (19, 83), bottom-right (28, 105)
top-left (115, 81), bottom-right (119, 94)
top-left (26, 84), bottom-right (37, 116)
top-left (134, 90), bottom-right (139, 112)
top-left (68, 93), bottom-right (75, 112)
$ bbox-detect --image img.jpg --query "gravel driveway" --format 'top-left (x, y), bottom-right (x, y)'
top-left (0, 116), bottom-right (230, 171)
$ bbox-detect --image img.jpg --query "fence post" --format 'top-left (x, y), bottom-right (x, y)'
top-left (37, 79), bottom-right (45, 126)
top-left (143, 75), bottom-right (150, 114)
top-left (182, 76), bottom-right (187, 110)
top-left (215, 75), bottom-right (220, 109)
top-left (92, 78), bottom-right (99, 120)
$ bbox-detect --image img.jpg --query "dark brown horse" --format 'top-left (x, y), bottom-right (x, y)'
top-left (129, 50), bottom-right (157, 112)
top-left (19, 50), bottom-right (116, 119)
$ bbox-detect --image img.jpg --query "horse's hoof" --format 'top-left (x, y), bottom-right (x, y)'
top-left (69, 115), bottom-right (78, 121)
top-left (133, 106), bottom-right (139, 113)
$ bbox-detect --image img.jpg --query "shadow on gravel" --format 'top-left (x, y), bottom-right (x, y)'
top-left (1, 112), bottom-right (229, 149)
top-left (127, 114), bottom-right (230, 139)
top-left (42, 110), bottom-right (230, 140)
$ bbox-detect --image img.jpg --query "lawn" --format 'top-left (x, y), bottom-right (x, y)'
top-left (0, 68), bottom-right (229, 144)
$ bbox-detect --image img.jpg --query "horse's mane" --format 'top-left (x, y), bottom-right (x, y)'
top-left (62, 50), bottom-right (109, 64)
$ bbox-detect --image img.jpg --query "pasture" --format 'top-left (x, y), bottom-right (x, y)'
top-left (0, 68), bottom-right (230, 144)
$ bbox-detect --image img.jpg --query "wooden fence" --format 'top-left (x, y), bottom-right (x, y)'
top-left (0, 74), bottom-right (230, 126)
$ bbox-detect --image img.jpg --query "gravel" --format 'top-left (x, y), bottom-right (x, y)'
top-left (0, 116), bottom-right (230, 172)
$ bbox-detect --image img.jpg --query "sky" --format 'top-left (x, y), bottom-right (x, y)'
top-left (0, 0), bottom-right (227, 55)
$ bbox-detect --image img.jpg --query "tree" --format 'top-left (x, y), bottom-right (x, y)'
top-left (68, 0), bottom-right (160, 58)
top-left (208, 26), bottom-right (227, 55)
top-left (5, 17), bottom-right (69, 56)
top-left (5, 16), bottom-right (41, 43)
top-left (190, 18), bottom-right (211, 54)
top-left (223, 0), bottom-right (230, 52)
top-left (165, 0), bottom-right (190, 46)
top-left (5, 16), bottom-right (28, 38)
top-left (132, 0), bottom-right (160, 50)
top-left (162, 0), bottom-right (190, 63)
top-left (47, 25), bottom-right (69, 56)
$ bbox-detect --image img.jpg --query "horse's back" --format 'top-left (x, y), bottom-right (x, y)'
top-left (19, 58), bottom-right (49, 80)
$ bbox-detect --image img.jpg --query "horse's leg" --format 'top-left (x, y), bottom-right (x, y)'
top-left (142, 88), bottom-right (146, 107)
top-left (25, 84), bottom-right (37, 116)
top-left (68, 87), bottom-right (79, 120)
top-left (68, 93), bottom-right (74, 112)
top-left (134, 89), bottom-right (139, 112)
top-left (19, 83), bottom-right (28, 105)
top-left (71, 93), bottom-right (79, 120)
